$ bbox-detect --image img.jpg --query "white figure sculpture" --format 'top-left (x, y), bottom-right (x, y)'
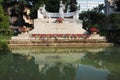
top-left (38, 4), bottom-right (48, 19)
top-left (74, 9), bottom-right (79, 20)
top-left (42, 4), bottom-right (48, 18)
top-left (73, 3), bottom-right (80, 21)
top-left (37, 7), bottom-right (44, 19)
top-left (59, 1), bottom-right (65, 18)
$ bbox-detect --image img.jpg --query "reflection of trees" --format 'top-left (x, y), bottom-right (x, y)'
top-left (108, 71), bottom-right (120, 80)
top-left (0, 53), bottom-right (43, 80)
top-left (40, 62), bottom-right (76, 80)
top-left (63, 64), bottom-right (76, 80)
top-left (80, 47), bottom-right (120, 80)
top-left (0, 54), bottom-right (13, 80)
top-left (0, 53), bottom-right (77, 80)
top-left (8, 54), bottom-right (42, 80)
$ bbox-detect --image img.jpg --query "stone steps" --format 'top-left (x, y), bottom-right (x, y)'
top-left (9, 42), bottom-right (113, 49)
top-left (8, 39), bottom-right (113, 48)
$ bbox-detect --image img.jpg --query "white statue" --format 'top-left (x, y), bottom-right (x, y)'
top-left (42, 4), bottom-right (48, 18)
top-left (59, 1), bottom-right (65, 18)
top-left (37, 4), bottom-right (48, 19)
top-left (74, 9), bottom-right (79, 20)
top-left (73, 3), bottom-right (80, 21)
top-left (38, 7), bottom-right (44, 19)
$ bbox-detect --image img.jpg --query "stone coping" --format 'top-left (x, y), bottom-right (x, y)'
top-left (8, 39), bottom-right (113, 49)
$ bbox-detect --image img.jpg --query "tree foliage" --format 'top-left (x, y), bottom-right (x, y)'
top-left (2, 0), bottom-right (33, 27)
top-left (0, 3), bottom-right (9, 34)
top-left (69, 0), bottom-right (77, 12)
top-left (79, 4), bottom-right (106, 34)
top-left (45, 0), bottom-right (68, 12)
top-left (30, 0), bottom-right (45, 19)
top-left (115, 0), bottom-right (120, 12)
top-left (109, 13), bottom-right (120, 29)
top-left (45, 0), bottom-right (59, 12)
top-left (106, 13), bottom-right (120, 44)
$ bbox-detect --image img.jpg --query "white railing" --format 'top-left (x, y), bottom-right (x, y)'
top-left (48, 12), bottom-right (76, 18)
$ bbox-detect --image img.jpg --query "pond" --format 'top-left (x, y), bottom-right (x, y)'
top-left (0, 47), bottom-right (120, 80)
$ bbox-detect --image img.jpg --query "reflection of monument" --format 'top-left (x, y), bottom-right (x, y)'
top-left (30, 53), bottom-right (84, 75)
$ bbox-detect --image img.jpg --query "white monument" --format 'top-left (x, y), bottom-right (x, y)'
top-left (29, 1), bottom-right (88, 39)
top-left (11, 1), bottom-right (106, 40)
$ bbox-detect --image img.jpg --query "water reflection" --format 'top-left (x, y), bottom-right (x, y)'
top-left (0, 47), bottom-right (120, 80)
top-left (76, 64), bottom-right (109, 80)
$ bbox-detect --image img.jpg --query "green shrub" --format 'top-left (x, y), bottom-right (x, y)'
top-left (0, 41), bottom-right (8, 49)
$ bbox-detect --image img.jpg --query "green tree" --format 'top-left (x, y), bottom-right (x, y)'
top-left (2, 0), bottom-right (33, 27)
top-left (109, 13), bottom-right (120, 29)
top-left (79, 4), bottom-right (106, 35)
top-left (0, 3), bottom-right (9, 35)
top-left (0, 1), bottom-right (11, 50)
top-left (105, 13), bottom-right (120, 44)
top-left (115, 0), bottom-right (120, 12)
top-left (46, 0), bottom-right (59, 12)
top-left (30, 0), bottom-right (44, 19)
top-left (69, 0), bottom-right (77, 12)
top-left (45, 0), bottom-right (68, 12)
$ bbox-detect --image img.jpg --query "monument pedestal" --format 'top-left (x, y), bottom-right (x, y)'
top-left (29, 18), bottom-right (87, 38)
top-left (11, 33), bottom-right (35, 40)
top-left (88, 34), bottom-right (106, 40)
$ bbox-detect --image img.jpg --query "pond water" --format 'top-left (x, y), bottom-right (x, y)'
top-left (0, 47), bottom-right (120, 80)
